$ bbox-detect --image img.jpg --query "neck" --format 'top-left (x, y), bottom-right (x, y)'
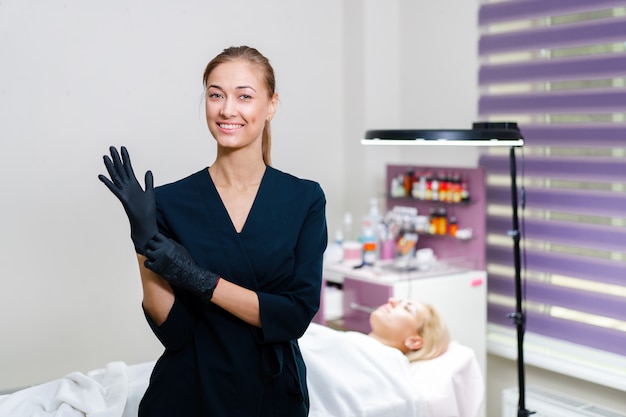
top-left (209, 155), bottom-right (266, 189)
top-left (368, 333), bottom-right (407, 354)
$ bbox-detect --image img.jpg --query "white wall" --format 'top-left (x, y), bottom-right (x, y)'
top-left (2, 1), bottom-right (623, 415)
top-left (340, 0), bottom-right (481, 236)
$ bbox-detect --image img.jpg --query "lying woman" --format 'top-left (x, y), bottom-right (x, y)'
top-left (300, 298), bottom-right (483, 417)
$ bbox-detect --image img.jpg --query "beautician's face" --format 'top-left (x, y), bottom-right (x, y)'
top-left (205, 59), bottom-right (277, 151)
top-left (369, 298), bottom-right (424, 343)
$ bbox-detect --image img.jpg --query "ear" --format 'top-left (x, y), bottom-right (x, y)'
top-left (267, 93), bottom-right (279, 121)
top-left (404, 335), bottom-right (423, 351)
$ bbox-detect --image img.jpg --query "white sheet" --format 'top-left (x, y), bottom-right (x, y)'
top-left (300, 323), bottom-right (425, 417)
top-left (0, 324), bottom-right (482, 417)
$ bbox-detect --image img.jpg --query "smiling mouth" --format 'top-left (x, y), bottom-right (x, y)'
top-left (218, 123), bottom-right (243, 130)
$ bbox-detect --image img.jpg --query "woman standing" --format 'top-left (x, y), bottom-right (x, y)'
top-left (99, 45), bottom-right (327, 416)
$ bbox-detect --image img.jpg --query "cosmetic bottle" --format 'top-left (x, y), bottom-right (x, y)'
top-left (324, 230), bottom-right (344, 263)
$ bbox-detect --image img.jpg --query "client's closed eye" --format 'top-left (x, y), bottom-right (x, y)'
top-left (403, 302), bottom-right (419, 317)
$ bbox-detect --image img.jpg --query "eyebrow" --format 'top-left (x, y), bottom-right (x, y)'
top-left (207, 84), bottom-right (257, 92)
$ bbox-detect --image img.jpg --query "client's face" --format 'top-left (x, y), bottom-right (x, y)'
top-left (369, 298), bottom-right (426, 352)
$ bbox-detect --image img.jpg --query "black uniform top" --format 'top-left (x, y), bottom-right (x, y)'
top-left (138, 166), bottom-right (327, 417)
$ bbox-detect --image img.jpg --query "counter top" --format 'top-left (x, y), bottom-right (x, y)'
top-left (323, 260), bottom-right (475, 284)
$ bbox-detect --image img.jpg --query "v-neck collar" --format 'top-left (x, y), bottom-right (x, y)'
top-left (203, 166), bottom-right (269, 235)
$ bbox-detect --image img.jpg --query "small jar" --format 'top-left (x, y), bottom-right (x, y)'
top-left (429, 208), bottom-right (437, 235)
top-left (436, 208), bottom-right (447, 235)
top-left (449, 216), bottom-right (458, 237)
top-left (342, 241), bottom-right (363, 266)
top-left (362, 241), bottom-right (377, 265)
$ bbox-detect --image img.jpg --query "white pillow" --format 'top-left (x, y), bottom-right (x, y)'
top-left (408, 341), bottom-right (484, 417)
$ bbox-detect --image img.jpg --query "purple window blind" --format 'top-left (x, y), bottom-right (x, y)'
top-left (479, 16), bottom-right (626, 55)
top-left (478, 1), bottom-right (626, 356)
top-left (480, 90), bottom-right (626, 114)
top-left (479, 54), bottom-right (626, 85)
top-left (479, 0), bottom-right (626, 25)
top-left (507, 125), bottom-right (625, 147)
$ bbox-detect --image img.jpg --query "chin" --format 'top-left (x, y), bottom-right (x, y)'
top-left (368, 313), bottom-right (382, 331)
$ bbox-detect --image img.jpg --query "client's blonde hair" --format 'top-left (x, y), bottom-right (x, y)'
top-left (406, 303), bottom-right (450, 362)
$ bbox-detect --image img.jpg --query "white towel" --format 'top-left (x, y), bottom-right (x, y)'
top-left (0, 361), bottom-right (129, 417)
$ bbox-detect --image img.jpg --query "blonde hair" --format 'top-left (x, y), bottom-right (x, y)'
top-left (202, 46), bottom-right (276, 165)
top-left (405, 302), bottom-right (450, 362)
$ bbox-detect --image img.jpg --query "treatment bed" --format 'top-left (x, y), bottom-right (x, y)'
top-left (0, 323), bottom-right (483, 417)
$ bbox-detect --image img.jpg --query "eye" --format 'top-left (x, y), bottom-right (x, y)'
top-left (404, 303), bottom-right (418, 317)
top-left (239, 94), bottom-right (252, 100)
top-left (207, 92), bottom-right (223, 99)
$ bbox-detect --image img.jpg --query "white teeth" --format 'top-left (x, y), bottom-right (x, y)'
top-left (219, 123), bottom-right (242, 129)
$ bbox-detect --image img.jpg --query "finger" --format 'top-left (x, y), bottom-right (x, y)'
top-left (144, 170), bottom-right (154, 191)
top-left (144, 257), bottom-right (156, 270)
top-left (145, 232), bottom-right (165, 250)
top-left (144, 255), bottom-right (163, 272)
top-left (144, 244), bottom-right (154, 258)
top-left (98, 174), bottom-right (126, 202)
top-left (144, 234), bottom-right (166, 265)
top-left (152, 232), bottom-right (167, 244)
top-left (120, 146), bottom-right (136, 180)
top-left (102, 155), bottom-right (124, 187)
top-left (145, 238), bottom-right (156, 253)
top-left (109, 146), bottom-right (126, 181)
top-left (98, 174), bottom-right (114, 189)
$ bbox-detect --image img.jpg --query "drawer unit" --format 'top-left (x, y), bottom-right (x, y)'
top-left (343, 278), bottom-right (393, 333)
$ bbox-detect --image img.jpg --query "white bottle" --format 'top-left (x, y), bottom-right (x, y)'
top-left (324, 229), bottom-right (344, 264)
top-left (362, 198), bottom-right (381, 236)
top-left (343, 212), bottom-right (354, 241)
top-left (360, 198), bottom-right (382, 264)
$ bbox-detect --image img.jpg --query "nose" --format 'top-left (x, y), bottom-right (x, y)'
top-left (388, 297), bottom-right (400, 307)
top-left (220, 96), bottom-right (237, 118)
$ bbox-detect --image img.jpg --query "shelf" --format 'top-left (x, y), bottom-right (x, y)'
top-left (388, 196), bottom-right (472, 205)
top-left (386, 164), bottom-right (486, 270)
top-left (417, 233), bottom-right (473, 241)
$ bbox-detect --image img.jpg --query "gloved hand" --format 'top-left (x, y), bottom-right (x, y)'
top-left (98, 146), bottom-right (158, 255)
top-left (144, 233), bottom-right (220, 303)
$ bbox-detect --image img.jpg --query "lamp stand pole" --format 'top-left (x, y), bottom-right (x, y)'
top-left (507, 146), bottom-right (532, 417)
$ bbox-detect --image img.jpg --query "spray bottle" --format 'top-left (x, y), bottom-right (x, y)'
top-left (360, 198), bottom-right (382, 265)
top-left (324, 229), bottom-right (344, 263)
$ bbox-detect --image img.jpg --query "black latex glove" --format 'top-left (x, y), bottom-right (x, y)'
top-left (144, 233), bottom-right (220, 303)
top-left (98, 146), bottom-right (158, 255)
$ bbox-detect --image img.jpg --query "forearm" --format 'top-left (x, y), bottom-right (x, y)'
top-left (142, 234), bottom-right (261, 327)
top-left (138, 254), bottom-right (175, 326)
top-left (211, 279), bottom-right (261, 328)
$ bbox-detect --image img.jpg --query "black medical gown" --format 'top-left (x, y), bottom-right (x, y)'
top-left (138, 166), bottom-right (327, 417)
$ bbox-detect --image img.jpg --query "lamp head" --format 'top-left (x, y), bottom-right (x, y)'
top-left (362, 122), bottom-right (524, 147)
